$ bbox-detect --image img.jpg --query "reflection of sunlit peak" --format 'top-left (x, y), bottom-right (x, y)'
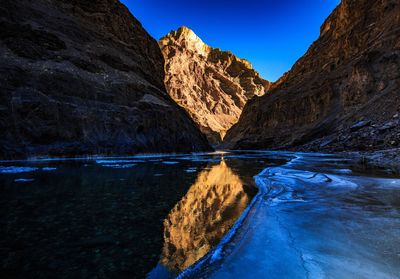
top-left (213, 150), bottom-right (230, 155)
top-left (220, 130), bottom-right (226, 141)
top-left (160, 160), bottom-right (252, 274)
top-left (190, 150), bottom-right (230, 157)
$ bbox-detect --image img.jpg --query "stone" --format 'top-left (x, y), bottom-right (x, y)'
top-left (319, 138), bottom-right (336, 148)
top-left (350, 120), bottom-right (371, 132)
top-left (0, 0), bottom-right (211, 159)
top-left (159, 27), bottom-right (270, 144)
top-left (379, 122), bottom-right (397, 133)
top-left (224, 0), bottom-right (400, 151)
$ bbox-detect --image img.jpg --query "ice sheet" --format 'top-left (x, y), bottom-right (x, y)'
top-left (180, 153), bottom-right (400, 279)
top-left (0, 166), bottom-right (39, 173)
top-left (100, 164), bottom-right (137, 169)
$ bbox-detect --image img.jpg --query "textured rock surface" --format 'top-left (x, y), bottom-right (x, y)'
top-left (225, 0), bottom-right (400, 152)
top-left (347, 148), bottom-right (400, 175)
top-left (160, 27), bottom-right (270, 144)
top-left (0, 0), bottom-right (211, 159)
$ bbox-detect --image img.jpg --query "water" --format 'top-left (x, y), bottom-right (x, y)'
top-left (0, 152), bottom-right (282, 278)
top-left (180, 152), bottom-right (400, 279)
top-left (1, 152), bottom-right (399, 279)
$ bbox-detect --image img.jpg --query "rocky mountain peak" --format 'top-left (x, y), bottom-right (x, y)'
top-left (160, 27), bottom-right (270, 144)
top-left (160, 26), bottom-right (210, 57)
top-left (173, 26), bottom-right (200, 41)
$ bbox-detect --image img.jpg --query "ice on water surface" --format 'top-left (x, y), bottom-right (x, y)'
top-left (162, 161), bottom-right (180, 165)
top-left (181, 153), bottom-right (400, 279)
top-left (14, 178), bottom-right (35, 182)
top-left (0, 166), bottom-right (39, 173)
top-left (95, 159), bottom-right (145, 164)
top-left (42, 167), bottom-right (57, 171)
top-left (101, 164), bottom-right (137, 169)
top-left (1, 152), bottom-right (399, 278)
top-left (184, 168), bottom-right (197, 173)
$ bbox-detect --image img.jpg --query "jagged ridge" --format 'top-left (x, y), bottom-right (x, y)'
top-left (160, 26), bottom-right (270, 144)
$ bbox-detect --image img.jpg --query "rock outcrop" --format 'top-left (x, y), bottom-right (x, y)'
top-left (224, 0), bottom-right (400, 152)
top-left (160, 27), bottom-right (270, 144)
top-left (0, 0), bottom-right (211, 159)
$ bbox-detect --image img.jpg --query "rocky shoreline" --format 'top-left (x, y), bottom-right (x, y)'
top-left (347, 148), bottom-right (400, 175)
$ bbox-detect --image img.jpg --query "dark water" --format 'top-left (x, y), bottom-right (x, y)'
top-left (0, 152), bottom-right (283, 279)
top-left (2, 151), bottom-right (399, 279)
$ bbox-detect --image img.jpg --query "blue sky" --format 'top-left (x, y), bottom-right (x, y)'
top-left (121, 0), bottom-right (340, 81)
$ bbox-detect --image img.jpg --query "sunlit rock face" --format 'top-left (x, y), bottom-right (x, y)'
top-left (0, 0), bottom-right (211, 159)
top-left (160, 160), bottom-right (252, 273)
top-left (225, 0), bottom-right (400, 152)
top-left (160, 27), bottom-right (270, 144)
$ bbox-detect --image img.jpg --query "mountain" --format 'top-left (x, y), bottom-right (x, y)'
top-left (0, 0), bottom-right (211, 159)
top-left (224, 0), bottom-right (400, 152)
top-left (159, 27), bottom-right (270, 144)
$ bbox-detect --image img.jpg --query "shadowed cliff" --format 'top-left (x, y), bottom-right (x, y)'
top-left (224, 0), bottom-right (400, 152)
top-left (0, 0), bottom-right (211, 159)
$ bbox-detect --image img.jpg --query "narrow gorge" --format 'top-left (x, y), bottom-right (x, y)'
top-left (1, 0), bottom-right (400, 279)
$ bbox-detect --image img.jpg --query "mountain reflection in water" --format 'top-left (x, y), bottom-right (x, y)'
top-left (160, 160), bottom-right (253, 274)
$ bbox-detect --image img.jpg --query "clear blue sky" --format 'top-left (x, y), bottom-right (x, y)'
top-left (121, 0), bottom-right (340, 81)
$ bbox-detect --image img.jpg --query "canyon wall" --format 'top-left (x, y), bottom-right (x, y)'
top-left (160, 27), bottom-right (270, 144)
top-left (0, 0), bottom-right (211, 159)
top-left (225, 0), bottom-right (400, 152)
